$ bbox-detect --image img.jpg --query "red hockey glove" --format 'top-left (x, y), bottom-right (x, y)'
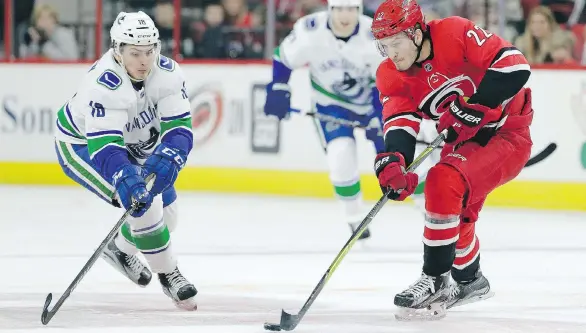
top-left (374, 152), bottom-right (419, 201)
top-left (437, 96), bottom-right (503, 145)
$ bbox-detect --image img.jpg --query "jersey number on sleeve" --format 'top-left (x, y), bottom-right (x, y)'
top-left (466, 25), bottom-right (493, 47)
top-left (181, 81), bottom-right (188, 99)
top-left (89, 101), bottom-right (105, 118)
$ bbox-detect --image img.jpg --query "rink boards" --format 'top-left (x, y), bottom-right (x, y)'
top-left (0, 64), bottom-right (584, 211)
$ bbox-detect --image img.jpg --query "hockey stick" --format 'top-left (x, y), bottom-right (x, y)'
top-left (40, 174), bottom-right (156, 325)
top-left (263, 130), bottom-right (448, 331)
top-left (289, 108), bottom-right (380, 130)
top-left (289, 108), bottom-right (443, 147)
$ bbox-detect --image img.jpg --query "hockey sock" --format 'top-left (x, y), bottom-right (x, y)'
top-left (422, 164), bottom-right (466, 276)
top-left (326, 137), bottom-right (365, 223)
top-left (334, 178), bottom-right (364, 222)
top-left (116, 222), bottom-right (139, 255)
top-left (164, 201), bottom-right (178, 233)
top-left (451, 221), bottom-right (481, 283)
top-left (117, 199), bottom-right (179, 255)
top-left (125, 196), bottom-right (177, 273)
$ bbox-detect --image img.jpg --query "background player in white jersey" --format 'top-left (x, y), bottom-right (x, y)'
top-left (53, 11), bottom-right (196, 310)
top-left (264, 0), bottom-right (438, 238)
top-left (265, 0), bottom-right (383, 239)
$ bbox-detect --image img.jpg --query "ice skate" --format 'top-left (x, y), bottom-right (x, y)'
top-left (446, 270), bottom-right (494, 309)
top-left (159, 266), bottom-right (198, 311)
top-left (101, 236), bottom-right (152, 287)
top-left (394, 272), bottom-right (451, 321)
top-left (348, 221), bottom-right (371, 240)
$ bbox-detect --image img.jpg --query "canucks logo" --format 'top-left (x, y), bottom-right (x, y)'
top-left (331, 72), bottom-right (370, 104)
top-left (126, 127), bottom-right (160, 159)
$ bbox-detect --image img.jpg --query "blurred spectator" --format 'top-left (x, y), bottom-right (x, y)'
top-left (0, 0), bottom-right (35, 58)
top-left (364, 0), bottom-right (452, 18)
top-left (454, 0), bottom-right (523, 42)
top-left (19, 4), bottom-right (79, 60)
top-left (287, 0), bottom-right (327, 23)
top-left (193, 4), bottom-right (228, 58)
top-left (548, 30), bottom-right (578, 64)
top-left (153, 0), bottom-right (194, 58)
top-left (540, 0), bottom-right (586, 25)
top-left (521, 0), bottom-right (541, 19)
top-left (515, 6), bottom-right (575, 63)
top-left (418, 0), bottom-right (454, 19)
top-left (363, 0), bottom-right (383, 16)
top-left (271, 0), bottom-right (326, 24)
top-left (422, 9), bottom-right (442, 22)
top-left (222, 0), bottom-right (255, 27)
top-left (220, 0), bottom-right (265, 58)
top-left (580, 25), bottom-right (586, 65)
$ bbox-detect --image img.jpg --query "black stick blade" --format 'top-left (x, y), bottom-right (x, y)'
top-left (263, 322), bottom-right (282, 331)
top-left (40, 293), bottom-right (53, 325)
top-left (279, 310), bottom-right (300, 331)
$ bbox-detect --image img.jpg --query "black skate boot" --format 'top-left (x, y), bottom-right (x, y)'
top-left (348, 222), bottom-right (371, 240)
top-left (394, 272), bottom-right (451, 321)
top-left (158, 266), bottom-right (198, 311)
top-left (101, 236), bottom-right (152, 287)
top-left (446, 270), bottom-right (494, 309)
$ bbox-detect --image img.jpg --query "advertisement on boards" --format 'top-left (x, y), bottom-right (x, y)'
top-left (570, 79), bottom-right (586, 170)
top-left (0, 64), bottom-right (584, 184)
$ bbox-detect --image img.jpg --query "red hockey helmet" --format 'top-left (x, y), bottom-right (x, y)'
top-left (371, 0), bottom-right (425, 40)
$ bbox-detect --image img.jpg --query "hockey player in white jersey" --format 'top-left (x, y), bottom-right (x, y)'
top-left (265, 0), bottom-right (383, 239)
top-left (264, 0), bottom-right (439, 238)
top-left (54, 11), bottom-right (196, 310)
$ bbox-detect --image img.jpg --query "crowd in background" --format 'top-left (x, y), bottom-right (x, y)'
top-left (1, 0), bottom-right (586, 65)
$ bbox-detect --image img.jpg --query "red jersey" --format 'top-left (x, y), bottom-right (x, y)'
top-left (376, 16), bottom-right (531, 163)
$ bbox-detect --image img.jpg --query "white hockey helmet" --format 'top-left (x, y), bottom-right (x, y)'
top-left (328, 0), bottom-right (363, 13)
top-left (110, 11), bottom-right (160, 55)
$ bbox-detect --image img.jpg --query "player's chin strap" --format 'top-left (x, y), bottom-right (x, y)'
top-left (411, 26), bottom-right (430, 67)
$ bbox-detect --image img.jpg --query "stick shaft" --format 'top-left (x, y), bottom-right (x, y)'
top-left (41, 174), bottom-right (155, 325)
top-left (278, 131), bottom-right (447, 330)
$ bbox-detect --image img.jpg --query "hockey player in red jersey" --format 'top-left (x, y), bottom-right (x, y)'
top-left (371, 0), bottom-right (534, 320)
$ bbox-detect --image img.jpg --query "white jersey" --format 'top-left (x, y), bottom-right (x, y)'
top-left (274, 11), bottom-right (384, 114)
top-left (55, 49), bottom-right (191, 162)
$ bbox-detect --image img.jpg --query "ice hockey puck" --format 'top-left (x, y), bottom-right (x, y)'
top-left (264, 322), bottom-right (282, 331)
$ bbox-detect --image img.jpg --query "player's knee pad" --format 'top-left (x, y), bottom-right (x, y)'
top-left (326, 137), bottom-right (359, 184)
top-left (164, 201), bottom-right (178, 233)
top-left (424, 163), bottom-right (467, 216)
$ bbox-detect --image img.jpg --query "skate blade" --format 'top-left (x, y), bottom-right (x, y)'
top-left (173, 296), bottom-right (198, 311)
top-left (447, 291), bottom-right (495, 309)
top-left (394, 302), bottom-right (447, 321)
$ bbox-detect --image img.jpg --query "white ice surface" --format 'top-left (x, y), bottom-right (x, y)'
top-left (1, 185), bottom-right (586, 332)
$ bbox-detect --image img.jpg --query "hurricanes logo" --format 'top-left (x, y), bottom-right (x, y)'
top-left (419, 74), bottom-right (476, 120)
top-left (188, 83), bottom-right (223, 146)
